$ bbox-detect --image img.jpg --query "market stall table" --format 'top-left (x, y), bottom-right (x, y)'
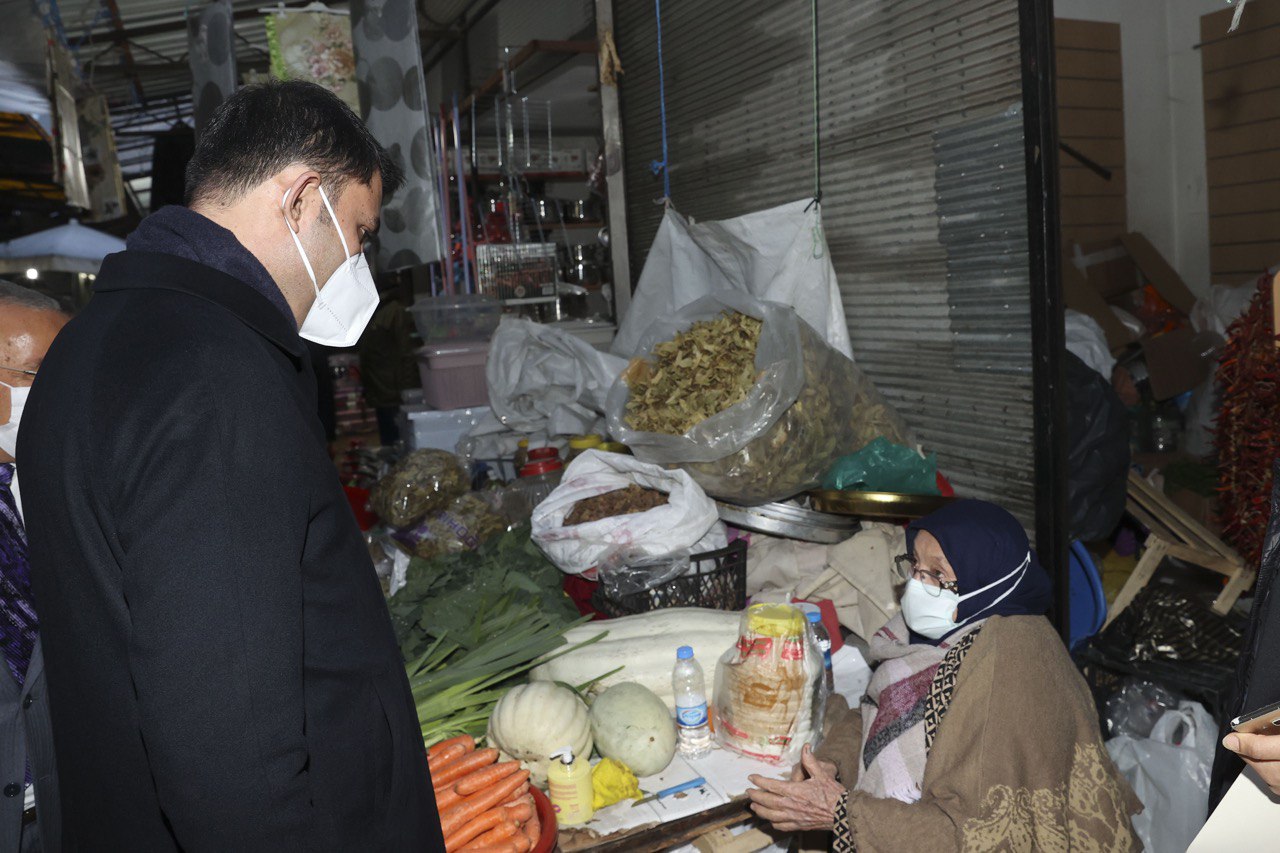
top-left (557, 646), bottom-right (871, 852)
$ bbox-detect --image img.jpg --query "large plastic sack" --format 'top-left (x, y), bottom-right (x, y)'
top-left (1065, 308), bottom-right (1117, 379)
top-left (821, 438), bottom-right (938, 494)
top-left (530, 449), bottom-right (727, 576)
top-left (612, 200), bottom-right (852, 360)
top-left (606, 292), bottom-right (909, 505)
top-left (1106, 700), bottom-right (1217, 853)
top-left (713, 602), bottom-right (825, 764)
top-left (1065, 351), bottom-right (1130, 541)
top-left (480, 316), bottom-right (628, 439)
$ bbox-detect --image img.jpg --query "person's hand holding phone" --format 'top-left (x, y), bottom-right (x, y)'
top-left (1225, 701), bottom-right (1280, 796)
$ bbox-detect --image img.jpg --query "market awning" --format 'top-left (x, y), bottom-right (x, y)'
top-left (0, 218), bottom-right (126, 275)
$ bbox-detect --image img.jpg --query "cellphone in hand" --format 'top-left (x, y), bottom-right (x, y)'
top-left (1231, 699), bottom-right (1280, 736)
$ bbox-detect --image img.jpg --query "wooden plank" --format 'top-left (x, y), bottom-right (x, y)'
top-left (1060, 194), bottom-right (1126, 227)
top-left (1105, 537), bottom-right (1166, 628)
top-left (1164, 542), bottom-right (1239, 575)
top-left (1056, 19), bottom-right (1121, 52)
top-left (1059, 165), bottom-right (1126, 197)
top-left (1056, 48), bottom-right (1121, 81)
top-left (1059, 107), bottom-right (1124, 139)
top-left (1063, 224), bottom-right (1127, 247)
top-left (1205, 88), bottom-right (1280, 130)
top-left (1204, 56), bottom-right (1280, 103)
top-left (1214, 566), bottom-right (1257, 615)
top-left (1203, 27), bottom-right (1280, 73)
top-left (1207, 149), bottom-right (1280, 186)
top-left (1212, 242), bottom-right (1280, 275)
top-left (1210, 211), bottom-right (1280, 246)
top-left (1128, 472), bottom-right (1236, 558)
top-left (1209, 180), bottom-right (1280, 215)
top-left (1059, 137), bottom-right (1125, 168)
top-left (1207, 117), bottom-right (1280, 159)
top-left (1056, 78), bottom-right (1123, 109)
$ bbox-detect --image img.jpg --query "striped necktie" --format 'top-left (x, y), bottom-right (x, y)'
top-left (0, 464), bottom-right (37, 688)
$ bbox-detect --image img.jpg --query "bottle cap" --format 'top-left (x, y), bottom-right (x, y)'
top-left (528, 446), bottom-right (559, 461)
top-left (676, 645), bottom-right (693, 660)
top-left (549, 746), bottom-right (575, 764)
top-left (807, 610), bottom-right (821, 622)
top-left (517, 438), bottom-right (529, 448)
top-left (518, 459), bottom-right (563, 477)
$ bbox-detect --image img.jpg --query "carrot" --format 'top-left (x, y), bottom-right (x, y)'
top-left (429, 743), bottom-right (468, 774)
top-left (428, 734), bottom-right (476, 760)
top-left (499, 783), bottom-right (529, 807)
top-left (434, 785), bottom-right (464, 813)
top-left (442, 808), bottom-right (505, 852)
top-left (455, 760), bottom-right (522, 797)
top-left (510, 834), bottom-right (532, 853)
top-left (521, 811), bottom-right (541, 850)
top-left (501, 800), bottom-right (533, 824)
top-left (434, 748), bottom-right (499, 790)
top-left (440, 770), bottom-right (531, 838)
top-left (463, 820), bottom-right (519, 849)
top-left (454, 844), bottom-right (516, 853)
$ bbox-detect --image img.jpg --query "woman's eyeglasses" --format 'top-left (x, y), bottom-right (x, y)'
top-left (893, 553), bottom-right (959, 597)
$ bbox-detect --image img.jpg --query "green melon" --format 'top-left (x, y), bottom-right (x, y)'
top-left (588, 682), bottom-right (677, 777)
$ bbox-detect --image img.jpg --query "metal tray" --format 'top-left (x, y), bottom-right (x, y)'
top-left (808, 490), bottom-right (953, 520)
top-left (716, 500), bottom-right (860, 544)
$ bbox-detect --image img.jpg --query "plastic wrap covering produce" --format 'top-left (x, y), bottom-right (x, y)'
top-left (371, 449), bottom-right (470, 527)
top-left (606, 293), bottom-right (909, 505)
top-left (1065, 352), bottom-right (1130, 541)
top-left (389, 493), bottom-right (509, 561)
top-left (712, 603), bottom-right (825, 764)
top-left (1095, 587), bottom-right (1244, 664)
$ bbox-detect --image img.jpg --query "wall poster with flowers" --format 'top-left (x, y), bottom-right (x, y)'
top-left (264, 7), bottom-right (359, 111)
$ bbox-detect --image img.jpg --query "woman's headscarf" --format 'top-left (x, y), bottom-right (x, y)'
top-left (906, 499), bottom-right (1053, 644)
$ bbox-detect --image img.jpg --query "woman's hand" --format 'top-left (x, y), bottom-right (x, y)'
top-left (746, 744), bottom-right (845, 832)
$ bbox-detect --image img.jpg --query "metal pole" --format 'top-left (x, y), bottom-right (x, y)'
top-left (595, 0), bottom-right (632, 327)
top-left (1018, 0), bottom-right (1070, 644)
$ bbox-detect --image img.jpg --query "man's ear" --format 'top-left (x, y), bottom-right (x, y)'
top-left (281, 170), bottom-right (323, 235)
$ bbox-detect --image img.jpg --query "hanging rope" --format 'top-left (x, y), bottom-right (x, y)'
top-left (649, 0), bottom-right (672, 201)
top-left (808, 0), bottom-right (823, 207)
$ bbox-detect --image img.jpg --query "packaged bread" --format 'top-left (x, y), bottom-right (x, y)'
top-left (712, 603), bottom-right (824, 764)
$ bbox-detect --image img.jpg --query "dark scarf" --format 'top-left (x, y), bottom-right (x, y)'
top-left (125, 205), bottom-right (296, 329)
top-left (906, 499), bottom-right (1053, 645)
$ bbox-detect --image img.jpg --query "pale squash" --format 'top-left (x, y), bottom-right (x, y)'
top-left (487, 682), bottom-right (592, 788)
top-left (589, 682), bottom-right (677, 777)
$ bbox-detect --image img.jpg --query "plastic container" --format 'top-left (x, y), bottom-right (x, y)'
top-left (408, 293), bottom-right (501, 343)
top-left (514, 438), bottom-right (530, 470)
top-left (547, 746), bottom-right (594, 826)
top-left (673, 645), bottom-right (712, 758)
top-left (511, 460), bottom-right (564, 513)
top-left (402, 405), bottom-right (490, 453)
top-left (597, 442), bottom-right (631, 455)
top-left (566, 434), bottom-right (603, 462)
top-left (529, 788), bottom-right (558, 853)
top-left (808, 610), bottom-right (834, 692)
top-left (416, 343), bottom-right (489, 410)
top-left (592, 540), bottom-right (747, 617)
top-left (528, 447), bottom-right (560, 463)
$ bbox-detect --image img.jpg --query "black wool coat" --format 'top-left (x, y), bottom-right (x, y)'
top-left (16, 251), bottom-right (443, 851)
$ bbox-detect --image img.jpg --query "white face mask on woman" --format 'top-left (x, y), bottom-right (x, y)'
top-left (282, 184), bottom-right (379, 348)
top-left (0, 381), bottom-right (29, 458)
top-left (901, 551), bottom-right (1032, 640)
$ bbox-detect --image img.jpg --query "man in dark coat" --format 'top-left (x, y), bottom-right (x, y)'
top-left (16, 81), bottom-right (443, 851)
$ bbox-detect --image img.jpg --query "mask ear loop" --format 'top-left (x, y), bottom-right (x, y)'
top-left (955, 552), bottom-right (1032, 626)
top-left (316, 186), bottom-right (353, 261)
top-left (282, 186), bottom-right (320, 294)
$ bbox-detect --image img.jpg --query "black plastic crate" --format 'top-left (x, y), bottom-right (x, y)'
top-left (592, 539), bottom-right (747, 617)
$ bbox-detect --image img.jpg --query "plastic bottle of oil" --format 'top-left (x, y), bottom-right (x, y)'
top-left (547, 746), bottom-right (594, 825)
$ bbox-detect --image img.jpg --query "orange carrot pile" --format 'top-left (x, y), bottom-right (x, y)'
top-left (427, 735), bottom-right (543, 853)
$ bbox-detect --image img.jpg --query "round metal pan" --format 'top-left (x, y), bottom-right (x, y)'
top-left (807, 490), bottom-right (953, 520)
top-left (716, 500), bottom-right (860, 544)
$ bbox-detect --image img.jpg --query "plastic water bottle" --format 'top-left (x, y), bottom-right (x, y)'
top-left (672, 646), bottom-right (711, 758)
top-left (808, 610), bottom-right (834, 692)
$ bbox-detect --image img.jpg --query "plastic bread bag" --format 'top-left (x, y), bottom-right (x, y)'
top-left (605, 292), bottom-right (910, 505)
top-left (370, 449), bottom-right (470, 527)
top-left (712, 603), bottom-right (826, 764)
top-left (530, 449), bottom-right (726, 576)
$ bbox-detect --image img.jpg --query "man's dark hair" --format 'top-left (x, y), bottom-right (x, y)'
top-left (184, 80), bottom-right (405, 206)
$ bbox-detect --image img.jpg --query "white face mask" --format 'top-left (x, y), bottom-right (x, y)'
top-left (900, 551), bottom-right (1032, 640)
top-left (283, 184), bottom-right (379, 348)
top-left (0, 381), bottom-right (29, 459)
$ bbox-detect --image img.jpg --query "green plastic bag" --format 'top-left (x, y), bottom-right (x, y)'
top-left (821, 438), bottom-right (939, 495)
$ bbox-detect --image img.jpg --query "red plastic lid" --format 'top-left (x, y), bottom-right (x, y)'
top-left (528, 447), bottom-right (559, 461)
top-left (519, 460), bottom-right (563, 477)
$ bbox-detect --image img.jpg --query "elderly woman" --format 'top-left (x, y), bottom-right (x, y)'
top-left (747, 500), bottom-right (1140, 851)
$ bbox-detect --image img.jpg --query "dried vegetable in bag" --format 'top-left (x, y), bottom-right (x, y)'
top-left (607, 293), bottom-right (909, 504)
top-left (712, 603), bottom-right (824, 764)
top-left (389, 493), bottom-right (508, 561)
top-left (371, 449), bottom-right (470, 527)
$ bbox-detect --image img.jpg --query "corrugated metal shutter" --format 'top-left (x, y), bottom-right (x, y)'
top-left (613, 0), bottom-right (1036, 525)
